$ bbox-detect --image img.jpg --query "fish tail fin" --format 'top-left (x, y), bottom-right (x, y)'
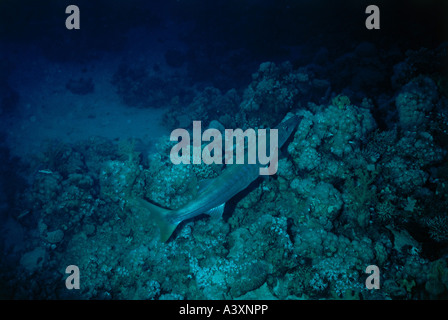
top-left (128, 198), bottom-right (179, 242)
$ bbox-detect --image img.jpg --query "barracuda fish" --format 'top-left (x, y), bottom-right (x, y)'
top-left (130, 115), bottom-right (302, 242)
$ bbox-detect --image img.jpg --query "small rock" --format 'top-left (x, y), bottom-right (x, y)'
top-left (46, 229), bottom-right (64, 244)
top-left (20, 247), bottom-right (46, 273)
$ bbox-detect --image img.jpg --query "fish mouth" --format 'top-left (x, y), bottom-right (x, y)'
top-left (276, 114), bottom-right (303, 143)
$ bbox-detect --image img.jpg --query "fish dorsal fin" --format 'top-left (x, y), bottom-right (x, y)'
top-left (204, 203), bottom-right (225, 219)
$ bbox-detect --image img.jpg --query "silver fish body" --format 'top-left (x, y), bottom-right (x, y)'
top-left (130, 114), bottom-right (302, 241)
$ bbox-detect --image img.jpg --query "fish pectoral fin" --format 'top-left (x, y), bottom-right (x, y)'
top-left (127, 198), bottom-right (179, 242)
top-left (204, 203), bottom-right (225, 219)
top-left (158, 220), bottom-right (179, 243)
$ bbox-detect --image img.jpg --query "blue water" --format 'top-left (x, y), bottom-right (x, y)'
top-left (0, 0), bottom-right (447, 300)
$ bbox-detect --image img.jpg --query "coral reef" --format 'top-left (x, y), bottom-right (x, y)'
top-left (111, 63), bottom-right (193, 109)
top-left (396, 76), bottom-right (439, 131)
top-left (1, 39), bottom-right (448, 301)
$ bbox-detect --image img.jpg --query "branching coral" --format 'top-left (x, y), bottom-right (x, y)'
top-left (425, 216), bottom-right (448, 243)
top-left (343, 168), bottom-right (378, 228)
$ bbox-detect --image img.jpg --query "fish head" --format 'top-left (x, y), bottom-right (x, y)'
top-left (276, 115), bottom-right (303, 147)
